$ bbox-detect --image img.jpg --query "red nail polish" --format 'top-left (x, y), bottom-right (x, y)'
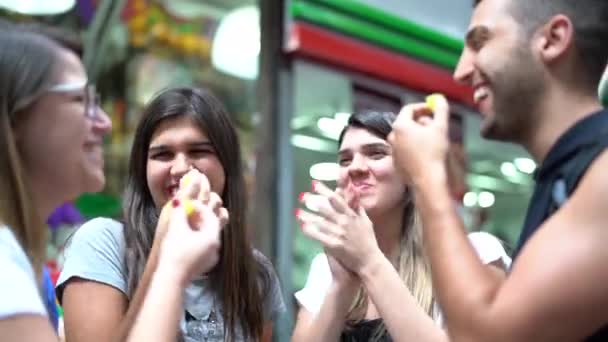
top-left (171, 198), bottom-right (180, 208)
top-left (298, 192), bottom-right (306, 202)
top-left (295, 208), bottom-right (301, 218)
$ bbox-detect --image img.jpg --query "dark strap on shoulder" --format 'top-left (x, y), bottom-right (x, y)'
top-left (552, 132), bottom-right (608, 208)
top-left (514, 116), bottom-right (608, 259)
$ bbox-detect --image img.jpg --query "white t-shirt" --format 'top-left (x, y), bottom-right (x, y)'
top-left (295, 231), bottom-right (512, 323)
top-left (0, 226), bottom-right (47, 319)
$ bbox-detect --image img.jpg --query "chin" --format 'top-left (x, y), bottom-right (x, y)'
top-left (479, 119), bottom-right (504, 141)
top-left (84, 172), bottom-right (106, 193)
top-left (361, 202), bottom-right (382, 217)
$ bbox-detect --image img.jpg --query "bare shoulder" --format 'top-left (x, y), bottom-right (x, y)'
top-left (487, 150), bottom-right (608, 341)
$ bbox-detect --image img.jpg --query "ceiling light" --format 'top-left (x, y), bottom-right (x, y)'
top-left (500, 162), bottom-right (518, 177)
top-left (462, 192), bottom-right (477, 207)
top-left (514, 158), bottom-right (536, 174)
top-left (0, 0), bottom-right (75, 15)
top-left (334, 112), bottom-right (351, 126)
top-left (211, 6), bottom-right (259, 80)
top-left (478, 191), bottom-right (495, 208)
top-left (291, 134), bottom-right (336, 153)
top-left (317, 117), bottom-right (345, 141)
top-left (309, 162), bottom-right (339, 181)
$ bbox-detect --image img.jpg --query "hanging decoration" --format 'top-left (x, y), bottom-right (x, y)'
top-left (122, 0), bottom-right (214, 61)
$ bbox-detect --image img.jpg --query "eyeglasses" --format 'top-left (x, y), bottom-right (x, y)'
top-left (47, 82), bottom-right (101, 120)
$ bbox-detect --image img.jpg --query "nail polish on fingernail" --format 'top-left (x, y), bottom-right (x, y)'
top-left (171, 198), bottom-right (180, 208)
top-left (298, 192), bottom-right (306, 203)
top-left (295, 208), bottom-right (301, 218)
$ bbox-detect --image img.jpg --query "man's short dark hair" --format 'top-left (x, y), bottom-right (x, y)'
top-left (473, 0), bottom-right (608, 93)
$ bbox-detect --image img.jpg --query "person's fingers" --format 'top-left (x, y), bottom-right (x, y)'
top-left (178, 170), bottom-right (202, 201)
top-left (335, 187), bottom-right (344, 198)
top-left (208, 192), bottom-right (223, 213)
top-left (345, 183), bottom-right (360, 210)
top-left (312, 181), bottom-right (350, 214)
top-left (168, 198), bottom-right (190, 231)
top-left (217, 207), bottom-right (229, 229)
top-left (425, 93), bottom-right (450, 130)
top-left (301, 192), bottom-right (345, 224)
top-left (396, 103), bottom-right (431, 124)
top-left (183, 199), bottom-right (204, 231)
top-left (299, 218), bottom-right (341, 248)
top-left (196, 173), bottom-right (211, 204)
top-left (418, 116), bottom-right (433, 126)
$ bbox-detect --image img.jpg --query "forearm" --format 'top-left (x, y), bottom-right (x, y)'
top-left (292, 284), bottom-right (356, 342)
top-left (127, 261), bottom-right (186, 342)
top-left (414, 171), bottom-right (503, 335)
top-left (359, 254), bottom-right (447, 342)
top-left (114, 244), bottom-right (161, 342)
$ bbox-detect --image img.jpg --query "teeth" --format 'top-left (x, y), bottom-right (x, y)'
top-left (474, 87), bottom-right (489, 103)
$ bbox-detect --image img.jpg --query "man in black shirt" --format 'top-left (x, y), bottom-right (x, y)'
top-left (388, 0), bottom-right (608, 341)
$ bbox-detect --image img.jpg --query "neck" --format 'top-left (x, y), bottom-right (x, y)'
top-left (521, 86), bottom-right (602, 163)
top-left (29, 176), bottom-right (64, 224)
top-left (369, 207), bottom-right (403, 264)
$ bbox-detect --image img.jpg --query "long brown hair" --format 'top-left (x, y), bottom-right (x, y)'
top-left (0, 29), bottom-right (62, 277)
top-left (338, 110), bottom-right (435, 340)
top-left (123, 87), bottom-right (270, 341)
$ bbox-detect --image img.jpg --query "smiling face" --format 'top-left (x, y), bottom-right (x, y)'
top-left (454, 0), bottom-right (545, 142)
top-left (14, 47), bottom-right (112, 202)
top-left (337, 127), bottom-right (406, 219)
top-left (145, 115), bottom-right (226, 208)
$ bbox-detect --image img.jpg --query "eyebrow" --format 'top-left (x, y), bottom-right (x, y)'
top-left (338, 142), bottom-right (390, 156)
top-left (465, 26), bottom-right (491, 49)
top-left (148, 141), bottom-right (214, 153)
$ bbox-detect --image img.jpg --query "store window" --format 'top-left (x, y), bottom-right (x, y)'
top-left (289, 60), bottom-right (534, 293)
top-left (0, 0), bottom-right (260, 283)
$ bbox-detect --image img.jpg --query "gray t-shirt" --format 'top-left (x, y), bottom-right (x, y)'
top-left (0, 226), bottom-right (47, 319)
top-left (56, 217), bottom-right (285, 341)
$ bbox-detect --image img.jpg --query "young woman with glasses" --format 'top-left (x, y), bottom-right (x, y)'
top-left (0, 27), bottom-right (225, 342)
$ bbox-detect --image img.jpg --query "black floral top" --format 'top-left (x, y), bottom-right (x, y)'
top-left (340, 319), bottom-right (392, 342)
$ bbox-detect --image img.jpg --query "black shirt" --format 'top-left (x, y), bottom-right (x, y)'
top-left (513, 109), bottom-right (608, 342)
top-left (340, 319), bottom-right (392, 342)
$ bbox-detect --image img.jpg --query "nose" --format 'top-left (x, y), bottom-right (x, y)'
top-left (453, 49), bottom-right (475, 85)
top-left (92, 107), bottom-right (112, 136)
top-left (170, 153), bottom-right (191, 179)
top-left (347, 154), bottom-right (369, 177)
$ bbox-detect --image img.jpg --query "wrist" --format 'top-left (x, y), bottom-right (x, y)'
top-left (156, 254), bottom-right (191, 288)
top-left (358, 253), bottom-right (390, 285)
top-left (410, 166), bottom-right (448, 195)
top-left (327, 282), bottom-right (359, 311)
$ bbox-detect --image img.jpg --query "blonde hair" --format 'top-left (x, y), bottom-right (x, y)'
top-left (338, 110), bottom-right (435, 340)
top-left (0, 29), bottom-right (60, 277)
top-left (344, 197), bottom-right (434, 341)
top-left (0, 114), bottom-right (46, 277)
